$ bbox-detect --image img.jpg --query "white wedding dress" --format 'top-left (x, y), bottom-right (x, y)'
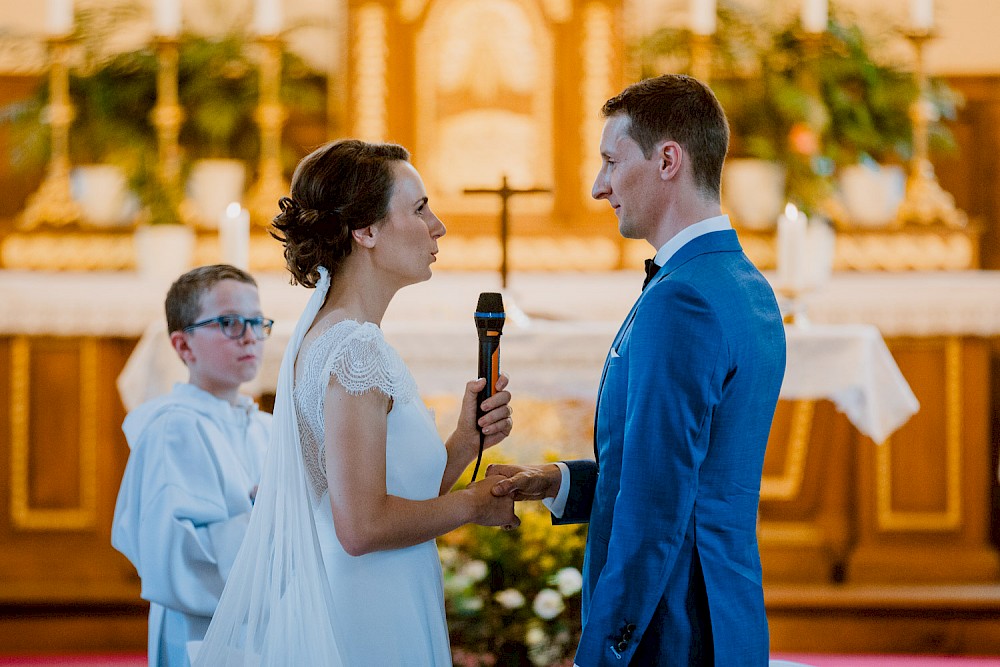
top-left (193, 268), bottom-right (450, 667)
top-left (294, 319), bottom-right (452, 665)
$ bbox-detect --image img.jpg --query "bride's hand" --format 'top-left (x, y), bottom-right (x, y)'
top-left (453, 374), bottom-right (513, 453)
top-left (465, 475), bottom-right (520, 529)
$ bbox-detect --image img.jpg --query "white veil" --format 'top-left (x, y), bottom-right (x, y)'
top-left (194, 267), bottom-right (343, 667)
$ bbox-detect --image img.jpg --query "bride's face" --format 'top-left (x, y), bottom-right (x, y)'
top-left (371, 161), bottom-right (447, 286)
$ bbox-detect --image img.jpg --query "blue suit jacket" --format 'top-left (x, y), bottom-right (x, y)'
top-left (557, 229), bottom-right (785, 666)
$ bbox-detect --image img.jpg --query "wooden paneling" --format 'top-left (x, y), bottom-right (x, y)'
top-left (0, 335), bottom-right (143, 654)
top-left (760, 336), bottom-right (1000, 589)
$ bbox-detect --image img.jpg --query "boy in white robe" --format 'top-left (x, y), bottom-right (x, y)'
top-left (112, 265), bottom-right (273, 667)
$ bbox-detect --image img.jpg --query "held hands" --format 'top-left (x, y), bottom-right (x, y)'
top-left (487, 463), bottom-right (561, 502)
top-left (466, 474), bottom-right (520, 530)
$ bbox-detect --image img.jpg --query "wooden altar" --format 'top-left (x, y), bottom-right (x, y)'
top-left (2, 270), bottom-right (1000, 654)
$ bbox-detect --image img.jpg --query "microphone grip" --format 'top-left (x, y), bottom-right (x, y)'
top-left (476, 334), bottom-right (501, 425)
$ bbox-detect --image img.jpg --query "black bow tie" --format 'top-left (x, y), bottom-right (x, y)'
top-left (643, 258), bottom-right (660, 289)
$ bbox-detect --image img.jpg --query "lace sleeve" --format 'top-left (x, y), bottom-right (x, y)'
top-left (320, 322), bottom-right (418, 402)
top-left (295, 321), bottom-right (419, 501)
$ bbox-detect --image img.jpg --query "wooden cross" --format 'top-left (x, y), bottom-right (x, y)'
top-left (464, 174), bottom-right (550, 289)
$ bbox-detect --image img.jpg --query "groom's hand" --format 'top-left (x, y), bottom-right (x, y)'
top-left (487, 463), bottom-right (561, 501)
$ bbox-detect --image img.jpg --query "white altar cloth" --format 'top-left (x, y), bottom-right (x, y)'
top-left (5, 270), bottom-right (1000, 337)
top-left (782, 323), bottom-right (919, 443)
top-left (23, 270), bottom-right (921, 443)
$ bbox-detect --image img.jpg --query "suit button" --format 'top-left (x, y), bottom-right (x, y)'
top-left (626, 623), bottom-right (636, 632)
top-left (616, 640), bottom-right (628, 652)
top-left (622, 629), bottom-right (632, 640)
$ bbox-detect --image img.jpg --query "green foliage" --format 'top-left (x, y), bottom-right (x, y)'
top-left (441, 454), bottom-right (586, 666)
top-left (628, 2), bottom-right (961, 214)
top-left (442, 505), bottom-right (586, 667)
top-left (0, 2), bottom-right (327, 222)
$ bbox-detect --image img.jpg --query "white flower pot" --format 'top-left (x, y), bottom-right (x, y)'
top-left (186, 158), bottom-right (246, 228)
top-left (134, 224), bottom-right (196, 284)
top-left (837, 163), bottom-right (906, 228)
top-left (721, 159), bottom-right (787, 230)
top-left (70, 164), bottom-right (138, 227)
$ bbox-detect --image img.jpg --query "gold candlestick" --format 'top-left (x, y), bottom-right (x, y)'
top-left (152, 37), bottom-right (184, 188)
top-left (19, 35), bottom-right (82, 230)
top-left (150, 36), bottom-right (196, 226)
top-left (245, 35), bottom-right (289, 228)
top-left (689, 33), bottom-right (713, 83)
top-left (896, 30), bottom-right (966, 228)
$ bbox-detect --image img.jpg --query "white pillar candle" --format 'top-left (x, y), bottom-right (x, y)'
top-left (153, 0), bottom-right (181, 37)
top-left (254, 0), bottom-right (283, 35)
top-left (46, 0), bottom-right (74, 36)
top-left (801, 0), bottom-right (828, 33)
top-left (220, 202), bottom-right (250, 270)
top-left (805, 217), bottom-right (836, 289)
top-left (910, 0), bottom-right (933, 31)
top-left (777, 203), bottom-right (808, 292)
top-left (689, 0), bottom-right (716, 35)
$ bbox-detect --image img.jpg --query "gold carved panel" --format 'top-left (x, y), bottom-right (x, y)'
top-left (760, 400), bottom-right (815, 501)
top-left (9, 337), bottom-right (99, 530)
top-left (875, 337), bottom-right (962, 531)
top-left (416, 0), bottom-right (554, 214)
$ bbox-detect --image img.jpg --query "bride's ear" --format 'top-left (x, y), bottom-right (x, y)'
top-left (352, 225), bottom-right (378, 249)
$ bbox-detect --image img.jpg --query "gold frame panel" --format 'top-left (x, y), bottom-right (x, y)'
top-left (760, 400), bottom-right (814, 501)
top-left (876, 337), bottom-right (962, 531)
top-left (10, 337), bottom-right (99, 530)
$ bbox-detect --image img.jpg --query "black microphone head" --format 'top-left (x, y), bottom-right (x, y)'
top-left (476, 292), bottom-right (504, 314)
top-left (474, 292), bottom-right (505, 334)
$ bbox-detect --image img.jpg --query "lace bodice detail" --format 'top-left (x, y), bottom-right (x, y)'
top-left (294, 320), bottom-right (419, 500)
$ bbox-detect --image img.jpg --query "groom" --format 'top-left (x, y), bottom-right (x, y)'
top-left (490, 74), bottom-right (786, 666)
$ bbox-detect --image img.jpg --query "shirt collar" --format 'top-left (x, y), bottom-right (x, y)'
top-left (652, 214), bottom-right (732, 267)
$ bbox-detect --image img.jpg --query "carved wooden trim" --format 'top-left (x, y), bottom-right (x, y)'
top-left (760, 400), bottom-right (814, 501)
top-left (876, 337), bottom-right (962, 531)
top-left (10, 337), bottom-right (99, 530)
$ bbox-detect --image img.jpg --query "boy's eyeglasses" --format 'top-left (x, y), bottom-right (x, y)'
top-left (183, 315), bottom-right (275, 340)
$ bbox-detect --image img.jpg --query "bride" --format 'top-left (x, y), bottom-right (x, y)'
top-left (194, 139), bottom-right (518, 666)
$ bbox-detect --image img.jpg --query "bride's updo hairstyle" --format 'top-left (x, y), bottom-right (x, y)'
top-left (271, 139), bottom-right (410, 288)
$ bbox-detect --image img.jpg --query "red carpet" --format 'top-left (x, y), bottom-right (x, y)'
top-left (774, 655), bottom-right (1000, 666)
top-left (1, 655), bottom-right (999, 666)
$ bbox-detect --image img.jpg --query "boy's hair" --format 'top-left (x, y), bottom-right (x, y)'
top-left (165, 264), bottom-right (258, 333)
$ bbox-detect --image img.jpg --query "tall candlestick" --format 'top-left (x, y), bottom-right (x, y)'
top-left (46, 0), bottom-right (73, 36)
top-left (153, 0), bottom-right (181, 37)
top-left (801, 0), bottom-right (828, 33)
top-left (690, 0), bottom-right (716, 36)
top-left (910, 0), bottom-right (933, 31)
top-left (219, 202), bottom-right (250, 269)
top-left (254, 0), bottom-right (283, 35)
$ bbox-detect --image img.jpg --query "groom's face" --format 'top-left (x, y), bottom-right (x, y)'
top-left (592, 113), bottom-right (665, 242)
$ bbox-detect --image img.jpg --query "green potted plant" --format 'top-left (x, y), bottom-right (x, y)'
top-left (0, 2), bottom-right (155, 227)
top-left (631, 2), bottom-right (830, 227)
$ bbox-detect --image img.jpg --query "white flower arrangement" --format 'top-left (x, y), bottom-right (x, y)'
top-left (494, 588), bottom-right (527, 610)
top-left (551, 566), bottom-right (583, 597)
top-left (532, 588), bottom-right (566, 620)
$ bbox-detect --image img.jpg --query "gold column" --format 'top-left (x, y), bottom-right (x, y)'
top-left (19, 35), bottom-right (82, 230)
top-left (896, 30), bottom-right (966, 228)
top-left (245, 35), bottom-right (289, 228)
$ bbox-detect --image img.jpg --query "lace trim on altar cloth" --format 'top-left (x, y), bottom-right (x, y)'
top-left (294, 319), bottom-right (419, 501)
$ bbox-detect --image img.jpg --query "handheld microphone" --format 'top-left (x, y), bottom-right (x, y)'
top-left (471, 292), bottom-right (505, 481)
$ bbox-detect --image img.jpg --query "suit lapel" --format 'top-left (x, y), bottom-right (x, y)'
top-left (592, 229), bottom-right (743, 460)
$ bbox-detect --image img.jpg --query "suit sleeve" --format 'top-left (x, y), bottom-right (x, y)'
top-left (552, 459), bottom-right (598, 525)
top-left (575, 281), bottom-right (727, 666)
